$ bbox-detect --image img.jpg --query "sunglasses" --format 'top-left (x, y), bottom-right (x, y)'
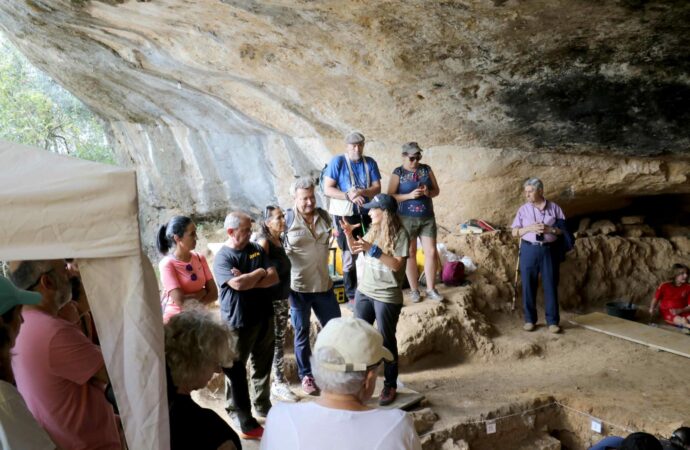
top-left (407, 155), bottom-right (421, 162)
top-left (185, 264), bottom-right (198, 281)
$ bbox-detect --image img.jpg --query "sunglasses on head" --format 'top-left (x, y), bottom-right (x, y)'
top-left (185, 264), bottom-right (198, 281)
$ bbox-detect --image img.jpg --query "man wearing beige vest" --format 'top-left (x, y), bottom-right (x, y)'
top-left (284, 177), bottom-right (341, 396)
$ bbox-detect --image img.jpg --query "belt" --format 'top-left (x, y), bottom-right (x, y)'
top-left (521, 239), bottom-right (554, 247)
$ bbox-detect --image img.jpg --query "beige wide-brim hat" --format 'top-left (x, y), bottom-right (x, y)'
top-left (314, 317), bottom-right (393, 372)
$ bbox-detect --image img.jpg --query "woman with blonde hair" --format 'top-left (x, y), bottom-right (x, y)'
top-left (165, 308), bottom-right (241, 450)
top-left (340, 194), bottom-right (409, 406)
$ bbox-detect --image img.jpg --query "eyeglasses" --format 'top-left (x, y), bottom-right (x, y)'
top-left (407, 155), bottom-right (421, 162)
top-left (25, 268), bottom-right (55, 291)
top-left (185, 264), bottom-right (198, 281)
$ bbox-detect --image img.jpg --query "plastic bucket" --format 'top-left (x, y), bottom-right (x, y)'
top-left (605, 301), bottom-right (637, 321)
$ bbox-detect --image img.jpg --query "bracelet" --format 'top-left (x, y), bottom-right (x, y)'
top-left (368, 244), bottom-right (383, 259)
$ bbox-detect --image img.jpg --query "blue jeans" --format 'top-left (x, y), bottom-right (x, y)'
top-left (289, 289), bottom-right (341, 378)
top-left (520, 241), bottom-right (560, 326)
top-left (355, 291), bottom-right (402, 388)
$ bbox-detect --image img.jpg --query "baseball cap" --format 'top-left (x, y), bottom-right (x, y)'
top-left (362, 193), bottom-right (397, 213)
top-left (401, 142), bottom-right (423, 155)
top-left (0, 275), bottom-right (41, 315)
top-left (345, 132), bottom-right (365, 145)
top-left (314, 317), bottom-right (393, 372)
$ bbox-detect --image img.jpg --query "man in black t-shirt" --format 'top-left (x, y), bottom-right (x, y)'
top-left (213, 211), bottom-right (278, 440)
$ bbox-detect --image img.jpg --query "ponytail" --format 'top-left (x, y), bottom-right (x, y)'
top-left (156, 216), bottom-right (193, 255)
top-left (156, 224), bottom-right (171, 255)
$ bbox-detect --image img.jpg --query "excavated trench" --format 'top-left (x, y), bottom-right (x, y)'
top-left (191, 218), bottom-right (689, 450)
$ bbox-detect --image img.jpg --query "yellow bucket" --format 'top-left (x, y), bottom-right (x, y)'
top-left (328, 245), bottom-right (343, 276)
top-left (329, 244), bottom-right (425, 274)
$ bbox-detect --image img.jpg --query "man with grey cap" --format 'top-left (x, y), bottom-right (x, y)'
top-left (323, 131), bottom-right (382, 305)
top-left (260, 317), bottom-right (421, 450)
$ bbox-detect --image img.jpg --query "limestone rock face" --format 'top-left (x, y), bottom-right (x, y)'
top-left (1, 0), bottom-right (690, 228)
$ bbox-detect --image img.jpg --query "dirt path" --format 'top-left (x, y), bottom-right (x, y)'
top-left (193, 308), bottom-right (688, 449)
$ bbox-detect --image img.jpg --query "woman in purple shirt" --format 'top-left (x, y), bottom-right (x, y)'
top-left (511, 178), bottom-right (566, 333)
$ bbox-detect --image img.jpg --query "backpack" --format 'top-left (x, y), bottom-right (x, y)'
top-left (442, 261), bottom-right (465, 286)
top-left (284, 207), bottom-right (332, 232)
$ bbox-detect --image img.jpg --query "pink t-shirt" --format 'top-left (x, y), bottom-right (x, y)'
top-left (159, 252), bottom-right (213, 322)
top-left (11, 309), bottom-right (120, 450)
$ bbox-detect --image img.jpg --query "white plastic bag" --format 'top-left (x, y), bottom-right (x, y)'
top-left (437, 243), bottom-right (462, 266)
top-left (460, 256), bottom-right (477, 273)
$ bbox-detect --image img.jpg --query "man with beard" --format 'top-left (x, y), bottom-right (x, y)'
top-left (9, 260), bottom-right (121, 450)
top-left (284, 177), bottom-right (341, 396)
top-left (323, 132), bottom-right (382, 306)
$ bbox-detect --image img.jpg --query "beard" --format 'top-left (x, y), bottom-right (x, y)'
top-left (54, 280), bottom-right (74, 310)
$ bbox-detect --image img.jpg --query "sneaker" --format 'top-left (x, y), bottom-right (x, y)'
top-left (409, 289), bottom-right (422, 303)
top-left (271, 381), bottom-right (299, 402)
top-left (239, 424), bottom-right (264, 440)
top-left (379, 385), bottom-right (397, 406)
top-left (548, 325), bottom-right (561, 334)
top-left (682, 328), bottom-right (690, 335)
top-left (523, 323), bottom-right (535, 332)
top-left (301, 375), bottom-right (320, 396)
top-left (426, 288), bottom-right (444, 302)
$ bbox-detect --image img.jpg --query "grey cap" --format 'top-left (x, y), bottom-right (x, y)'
top-left (402, 142), bottom-right (423, 154)
top-left (345, 132), bottom-right (365, 145)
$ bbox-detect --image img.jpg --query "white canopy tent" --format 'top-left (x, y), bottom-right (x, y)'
top-left (0, 140), bottom-right (169, 449)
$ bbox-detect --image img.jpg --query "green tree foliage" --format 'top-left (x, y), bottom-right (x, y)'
top-left (0, 34), bottom-right (115, 165)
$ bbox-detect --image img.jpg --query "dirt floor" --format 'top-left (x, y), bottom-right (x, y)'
top-left (193, 291), bottom-right (689, 450)
top-left (189, 225), bottom-right (689, 449)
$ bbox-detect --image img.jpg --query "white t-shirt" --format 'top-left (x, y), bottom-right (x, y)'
top-left (0, 380), bottom-right (54, 449)
top-left (261, 401), bottom-right (422, 450)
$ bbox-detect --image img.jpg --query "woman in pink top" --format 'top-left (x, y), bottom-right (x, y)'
top-left (157, 216), bottom-right (218, 323)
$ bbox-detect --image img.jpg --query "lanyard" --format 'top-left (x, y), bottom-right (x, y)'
top-left (344, 155), bottom-right (370, 189)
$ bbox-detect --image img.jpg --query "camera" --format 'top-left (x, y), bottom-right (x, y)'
top-left (535, 233), bottom-right (544, 242)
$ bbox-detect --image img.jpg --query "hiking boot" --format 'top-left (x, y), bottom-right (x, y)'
top-left (409, 289), bottom-right (422, 303)
top-left (523, 323), bottom-right (535, 332)
top-left (271, 381), bottom-right (299, 402)
top-left (301, 375), bottom-right (320, 396)
top-left (426, 288), bottom-right (444, 302)
top-left (239, 424), bottom-right (264, 440)
top-left (548, 325), bottom-right (561, 334)
top-left (379, 385), bottom-right (397, 406)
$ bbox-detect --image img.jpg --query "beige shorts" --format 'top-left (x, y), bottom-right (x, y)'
top-left (400, 215), bottom-right (437, 239)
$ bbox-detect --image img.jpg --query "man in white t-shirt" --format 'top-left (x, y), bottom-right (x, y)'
top-left (260, 317), bottom-right (421, 450)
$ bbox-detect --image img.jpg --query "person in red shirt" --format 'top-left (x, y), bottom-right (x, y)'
top-left (649, 263), bottom-right (690, 333)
